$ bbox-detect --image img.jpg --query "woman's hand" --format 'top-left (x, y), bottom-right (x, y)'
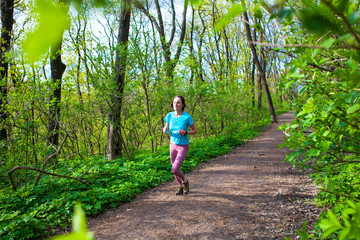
top-left (178, 129), bottom-right (187, 135)
top-left (163, 126), bottom-right (168, 134)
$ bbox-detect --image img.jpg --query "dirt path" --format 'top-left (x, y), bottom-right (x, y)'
top-left (88, 112), bottom-right (321, 239)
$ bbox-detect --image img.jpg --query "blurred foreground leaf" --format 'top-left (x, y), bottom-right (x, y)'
top-left (23, 0), bottom-right (70, 62)
top-left (52, 204), bottom-right (94, 240)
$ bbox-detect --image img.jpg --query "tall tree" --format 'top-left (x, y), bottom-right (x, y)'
top-left (48, 0), bottom-right (67, 148)
top-left (107, 0), bottom-right (132, 160)
top-left (257, 27), bottom-right (265, 110)
top-left (134, 0), bottom-right (188, 83)
top-left (0, 0), bottom-right (14, 141)
top-left (251, 23), bottom-right (257, 108)
top-left (188, 5), bottom-right (206, 84)
top-left (242, 9), bottom-right (277, 123)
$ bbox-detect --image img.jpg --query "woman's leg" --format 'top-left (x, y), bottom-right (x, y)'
top-left (170, 143), bottom-right (189, 186)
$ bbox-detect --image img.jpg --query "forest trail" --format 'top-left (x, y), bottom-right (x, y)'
top-left (88, 112), bottom-right (321, 239)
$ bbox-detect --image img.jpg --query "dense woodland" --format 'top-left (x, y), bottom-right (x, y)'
top-left (0, 0), bottom-right (359, 239)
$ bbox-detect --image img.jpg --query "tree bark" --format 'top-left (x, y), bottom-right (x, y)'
top-left (107, 0), bottom-right (131, 160)
top-left (257, 69), bottom-right (262, 109)
top-left (251, 59), bottom-right (256, 108)
top-left (251, 26), bottom-right (257, 108)
top-left (48, 41), bottom-right (66, 147)
top-left (0, 0), bottom-right (14, 141)
top-left (194, 7), bottom-right (206, 83)
top-left (243, 10), bottom-right (277, 123)
top-left (48, 1), bottom-right (67, 148)
top-left (257, 29), bottom-right (264, 110)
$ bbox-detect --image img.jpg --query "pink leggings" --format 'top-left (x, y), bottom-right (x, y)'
top-left (170, 143), bottom-right (189, 186)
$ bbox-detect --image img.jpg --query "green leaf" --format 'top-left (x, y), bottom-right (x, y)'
top-left (93, 0), bottom-right (109, 7)
top-left (348, 10), bottom-right (360, 24)
top-left (52, 232), bottom-right (91, 240)
top-left (299, 85), bottom-right (308, 95)
top-left (346, 103), bottom-right (360, 114)
top-left (296, 110), bottom-right (307, 118)
top-left (253, 4), bottom-right (263, 19)
top-left (322, 130), bottom-right (330, 137)
top-left (338, 226), bottom-right (351, 240)
top-left (278, 142), bottom-right (288, 148)
top-left (333, 0), bottom-right (350, 14)
top-left (189, 0), bottom-right (202, 6)
top-left (52, 204), bottom-right (94, 240)
top-left (319, 209), bottom-right (343, 238)
top-left (346, 59), bottom-right (357, 71)
top-left (297, 221), bottom-right (309, 240)
top-left (299, 9), bottom-right (340, 35)
top-left (268, 1), bottom-right (294, 21)
top-left (320, 38), bottom-right (336, 49)
top-left (307, 148), bottom-right (320, 157)
top-left (285, 80), bottom-right (295, 89)
top-left (319, 141), bottom-right (331, 154)
top-left (215, 4), bottom-right (245, 31)
top-left (73, 204), bottom-right (87, 234)
top-left (288, 72), bottom-right (306, 79)
top-left (346, 200), bottom-right (356, 209)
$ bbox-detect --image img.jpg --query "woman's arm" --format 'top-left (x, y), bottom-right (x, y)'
top-left (179, 123), bottom-right (197, 135)
top-left (187, 123), bottom-right (197, 135)
top-left (163, 122), bottom-right (169, 134)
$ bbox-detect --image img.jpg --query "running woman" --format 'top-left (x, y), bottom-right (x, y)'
top-left (163, 96), bottom-right (197, 195)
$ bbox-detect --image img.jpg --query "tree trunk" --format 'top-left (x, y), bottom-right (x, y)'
top-left (48, 0), bottom-right (67, 148)
top-left (195, 7), bottom-right (206, 83)
top-left (257, 69), bottom-right (262, 109)
top-left (251, 26), bottom-right (257, 108)
top-left (48, 40), bottom-right (66, 148)
top-left (107, 0), bottom-right (131, 160)
top-left (257, 30), bottom-right (264, 110)
top-left (0, 0), bottom-right (14, 141)
top-left (242, 10), bottom-right (277, 123)
top-left (251, 59), bottom-right (256, 108)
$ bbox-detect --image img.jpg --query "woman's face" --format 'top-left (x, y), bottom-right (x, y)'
top-left (173, 97), bottom-right (184, 111)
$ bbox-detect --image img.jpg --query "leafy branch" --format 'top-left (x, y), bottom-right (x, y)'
top-left (320, 201), bottom-right (360, 239)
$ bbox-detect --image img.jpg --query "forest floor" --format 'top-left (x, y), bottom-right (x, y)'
top-left (87, 112), bottom-right (322, 239)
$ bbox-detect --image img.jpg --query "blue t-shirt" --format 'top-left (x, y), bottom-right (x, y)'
top-left (164, 112), bottom-right (194, 145)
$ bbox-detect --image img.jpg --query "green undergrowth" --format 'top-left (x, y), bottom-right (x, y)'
top-left (0, 112), bottom-right (284, 240)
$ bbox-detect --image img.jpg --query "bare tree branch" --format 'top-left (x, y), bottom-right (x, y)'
top-left (7, 166), bottom-right (87, 192)
top-left (34, 131), bottom-right (70, 186)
